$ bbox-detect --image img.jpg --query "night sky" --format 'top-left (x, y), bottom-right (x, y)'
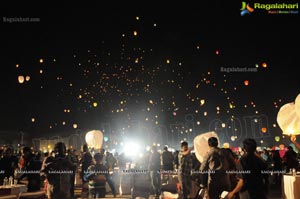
top-left (1, 1), bottom-right (299, 148)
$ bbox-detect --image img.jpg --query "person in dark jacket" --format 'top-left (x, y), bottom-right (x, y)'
top-left (178, 142), bottom-right (193, 199)
top-left (271, 149), bottom-right (283, 185)
top-left (84, 153), bottom-right (109, 198)
top-left (18, 146), bottom-right (42, 192)
top-left (0, 147), bottom-right (18, 182)
top-left (199, 137), bottom-right (231, 199)
top-left (40, 142), bottom-right (76, 199)
top-left (161, 146), bottom-right (174, 172)
top-left (148, 145), bottom-right (161, 197)
top-left (80, 144), bottom-right (93, 183)
top-left (228, 138), bottom-right (269, 199)
top-left (282, 146), bottom-right (299, 173)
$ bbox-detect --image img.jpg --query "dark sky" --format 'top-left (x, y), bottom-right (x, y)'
top-left (0, 1), bottom-right (299, 148)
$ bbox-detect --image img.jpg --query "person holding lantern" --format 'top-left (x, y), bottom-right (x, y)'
top-left (291, 135), bottom-right (300, 151)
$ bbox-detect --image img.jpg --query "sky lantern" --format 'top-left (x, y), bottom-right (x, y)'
top-left (85, 130), bottom-right (103, 149)
top-left (25, 76), bottom-right (30, 81)
top-left (200, 99), bottom-right (205, 106)
top-left (262, 62), bottom-right (267, 68)
top-left (277, 102), bottom-right (300, 135)
top-left (39, 58), bottom-right (44, 63)
top-left (73, 124), bottom-right (78, 129)
top-left (275, 136), bottom-right (280, 142)
top-left (18, 76), bottom-right (24, 84)
top-left (295, 93), bottom-right (300, 120)
top-left (194, 131), bottom-right (219, 162)
top-left (244, 80), bottom-right (249, 86)
top-left (93, 102), bottom-right (98, 107)
top-left (133, 31), bottom-right (138, 36)
top-left (261, 127), bottom-right (267, 133)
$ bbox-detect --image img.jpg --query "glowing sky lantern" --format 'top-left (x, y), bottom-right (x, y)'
top-left (261, 127), bottom-right (267, 133)
top-left (262, 62), bottom-right (267, 68)
top-left (18, 76), bottom-right (25, 84)
top-left (25, 76), bottom-right (30, 81)
top-left (275, 136), bottom-right (280, 142)
top-left (85, 130), bottom-right (103, 149)
top-left (277, 102), bottom-right (300, 135)
top-left (93, 102), bottom-right (98, 107)
top-left (295, 93), bottom-right (300, 120)
top-left (133, 31), bottom-right (138, 36)
top-left (73, 124), bottom-right (78, 129)
top-left (244, 80), bottom-right (249, 86)
top-left (39, 58), bottom-right (44, 63)
top-left (194, 131), bottom-right (220, 162)
top-left (200, 99), bottom-right (205, 106)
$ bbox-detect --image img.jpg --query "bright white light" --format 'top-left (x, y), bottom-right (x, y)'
top-left (146, 146), bottom-right (151, 151)
top-left (124, 142), bottom-right (140, 157)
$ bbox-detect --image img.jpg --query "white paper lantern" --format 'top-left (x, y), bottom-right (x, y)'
top-left (277, 102), bottom-right (300, 135)
top-left (85, 130), bottom-right (103, 149)
top-left (18, 76), bottom-right (24, 84)
top-left (193, 131), bottom-right (220, 163)
top-left (295, 94), bottom-right (300, 120)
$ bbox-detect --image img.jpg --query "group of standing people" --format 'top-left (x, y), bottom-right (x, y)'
top-left (176, 136), bottom-right (300, 199)
top-left (1, 135), bottom-right (299, 199)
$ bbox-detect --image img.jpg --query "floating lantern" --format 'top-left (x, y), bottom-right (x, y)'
top-left (18, 76), bottom-right (24, 84)
top-left (85, 130), bottom-right (103, 149)
top-left (261, 127), bottom-right (267, 133)
top-left (277, 102), bottom-right (300, 135)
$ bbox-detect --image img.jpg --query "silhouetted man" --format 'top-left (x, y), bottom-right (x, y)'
top-left (80, 144), bottom-right (93, 183)
top-left (148, 145), bottom-right (161, 197)
top-left (199, 137), bottom-right (231, 199)
top-left (18, 146), bottom-right (42, 192)
top-left (41, 142), bottom-right (76, 199)
top-left (178, 141), bottom-right (193, 199)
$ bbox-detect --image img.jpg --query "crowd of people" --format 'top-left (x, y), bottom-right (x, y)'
top-left (0, 136), bottom-right (299, 199)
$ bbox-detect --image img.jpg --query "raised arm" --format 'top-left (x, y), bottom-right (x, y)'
top-left (291, 135), bottom-right (300, 151)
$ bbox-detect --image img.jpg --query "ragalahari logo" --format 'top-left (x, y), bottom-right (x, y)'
top-left (240, 2), bottom-right (255, 16)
